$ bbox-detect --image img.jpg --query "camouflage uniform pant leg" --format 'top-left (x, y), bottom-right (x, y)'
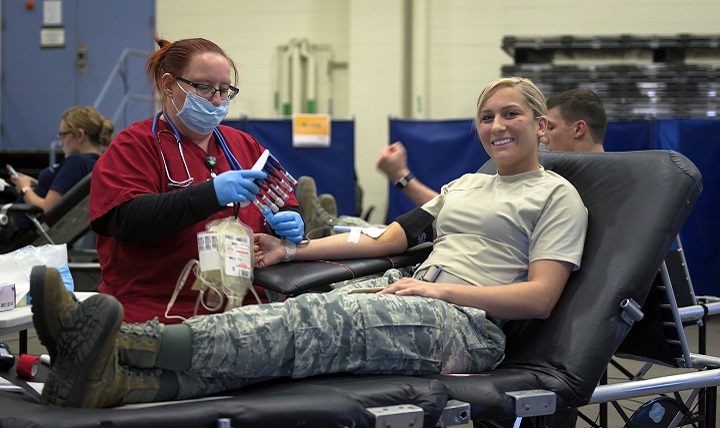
top-left (174, 272), bottom-right (505, 399)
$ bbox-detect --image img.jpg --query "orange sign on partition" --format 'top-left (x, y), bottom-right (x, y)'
top-left (292, 114), bottom-right (331, 148)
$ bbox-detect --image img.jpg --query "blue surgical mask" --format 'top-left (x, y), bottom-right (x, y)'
top-left (172, 83), bottom-right (230, 135)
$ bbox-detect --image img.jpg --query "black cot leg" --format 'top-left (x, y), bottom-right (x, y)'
top-left (19, 330), bottom-right (27, 355)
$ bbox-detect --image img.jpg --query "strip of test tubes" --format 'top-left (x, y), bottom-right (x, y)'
top-left (250, 151), bottom-right (298, 217)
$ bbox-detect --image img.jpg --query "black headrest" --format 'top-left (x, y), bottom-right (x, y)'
top-left (33, 172), bottom-right (93, 246)
top-left (43, 172), bottom-right (92, 226)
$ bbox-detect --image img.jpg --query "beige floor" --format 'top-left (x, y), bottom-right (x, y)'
top-left (3, 318), bottom-right (719, 427)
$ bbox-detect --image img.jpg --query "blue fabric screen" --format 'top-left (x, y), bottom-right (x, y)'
top-left (387, 119), bottom-right (490, 222)
top-left (653, 120), bottom-right (720, 298)
top-left (604, 120), bottom-right (654, 152)
top-left (387, 118), bottom-right (720, 296)
top-left (223, 118), bottom-right (356, 216)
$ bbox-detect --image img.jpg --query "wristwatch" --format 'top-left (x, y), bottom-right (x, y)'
top-left (394, 173), bottom-right (415, 190)
top-left (21, 186), bottom-right (32, 195)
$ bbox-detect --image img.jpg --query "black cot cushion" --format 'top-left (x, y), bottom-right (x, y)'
top-left (0, 374), bottom-right (449, 428)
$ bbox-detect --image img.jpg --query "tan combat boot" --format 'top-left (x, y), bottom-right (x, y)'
top-left (118, 319), bottom-right (163, 368)
top-left (296, 176), bottom-right (338, 238)
top-left (319, 193), bottom-right (338, 218)
top-left (41, 293), bottom-right (163, 408)
top-left (29, 265), bottom-right (78, 361)
top-left (30, 266), bottom-right (162, 408)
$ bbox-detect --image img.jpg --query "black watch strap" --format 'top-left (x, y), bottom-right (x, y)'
top-left (395, 172), bottom-right (415, 189)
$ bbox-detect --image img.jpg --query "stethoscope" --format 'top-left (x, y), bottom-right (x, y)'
top-left (152, 111), bottom-right (242, 188)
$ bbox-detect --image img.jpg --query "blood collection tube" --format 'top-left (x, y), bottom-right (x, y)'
top-left (267, 155), bottom-right (298, 186)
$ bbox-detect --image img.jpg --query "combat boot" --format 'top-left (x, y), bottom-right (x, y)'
top-left (296, 176), bottom-right (317, 231)
top-left (297, 176), bottom-right (338, 238)
top-left (118, 318), bottom-right (163, 368)
top-left (31, 267), bottom-right (166, 408)
top-left (29, 265), bottom-right (78, 362)
top-left (319, 193), bottom-right (338, 218)
top-left (35, 289), bottom-right (161, 408)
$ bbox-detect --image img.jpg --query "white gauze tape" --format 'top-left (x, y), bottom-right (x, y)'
top-left (347, 227), bottom-right (362, 243)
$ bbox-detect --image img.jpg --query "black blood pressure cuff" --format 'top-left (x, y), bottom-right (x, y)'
top-left (393, 207), bottom-right (436, 248)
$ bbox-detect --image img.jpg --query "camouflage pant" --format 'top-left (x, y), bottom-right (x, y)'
top-left (176, 270), bottom-right (506, 399)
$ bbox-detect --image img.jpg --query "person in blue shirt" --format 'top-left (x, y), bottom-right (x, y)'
top-left (3, 106), bottom-right (113, 239)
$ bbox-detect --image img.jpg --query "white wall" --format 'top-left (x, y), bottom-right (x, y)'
top-left (156, 0), bottom-right (350, 119)
top-left (157, 0), bottom-right (720, 222)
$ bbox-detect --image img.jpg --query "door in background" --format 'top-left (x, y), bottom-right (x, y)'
top-left (1, 0), bottom-right (155, 151)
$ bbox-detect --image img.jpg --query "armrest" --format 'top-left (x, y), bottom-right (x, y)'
top-left (1, 202), bottom-right (43, 229)
top-left (254, 243), bottom-right (433, 296)
top-left (1, 203), bottom-right (43, 216)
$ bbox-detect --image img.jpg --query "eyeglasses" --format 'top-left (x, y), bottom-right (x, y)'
top-left (176, 77), bottom-right (239, 101)
top-left (57, 131), bottom-right (72, 140)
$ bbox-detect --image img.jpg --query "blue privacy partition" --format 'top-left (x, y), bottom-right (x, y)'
top-left (604, 120), bottom-right (655, 152)
top-left (223, 118), bottom-right (356, 216)
top-left (654, 119), bottom-right (720, 299)
top-left (387, 117), bottom-right (720, 296)
top-left (387, 119), bottom-right (490, 222)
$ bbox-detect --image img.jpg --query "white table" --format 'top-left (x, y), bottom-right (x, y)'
top-left (0, 292), bottom-right (95, 354)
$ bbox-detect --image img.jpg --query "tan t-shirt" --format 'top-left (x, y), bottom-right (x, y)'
top-left (416, 167), bottom-right (587, 286)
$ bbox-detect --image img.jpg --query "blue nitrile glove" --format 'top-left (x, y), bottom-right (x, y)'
top-left (265, 210), bottom-right (304, 243)
top-left (213, 170), bottom-right (267, 206)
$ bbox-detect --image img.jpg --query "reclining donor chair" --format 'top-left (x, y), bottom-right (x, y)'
top-left (0, 172), bottom-right (93, 255)
top-left (0, 150), bottom-right (712, 427)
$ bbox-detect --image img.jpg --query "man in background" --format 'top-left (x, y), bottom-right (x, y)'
top-left (543, 88), bottom-right (606, 152)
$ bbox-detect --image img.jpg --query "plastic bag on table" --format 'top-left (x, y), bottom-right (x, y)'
top-left (0, 243), bottom-right (73, 305)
